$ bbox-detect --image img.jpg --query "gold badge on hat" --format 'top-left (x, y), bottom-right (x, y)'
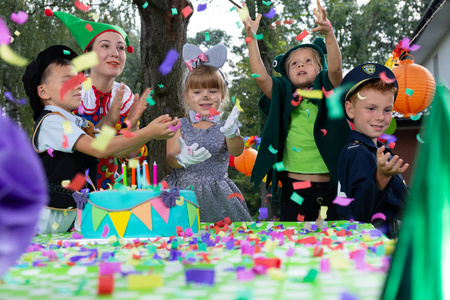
top-left (362, 64), bottom-right (376, 75)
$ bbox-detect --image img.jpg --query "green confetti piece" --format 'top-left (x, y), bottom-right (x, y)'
top-left (171, 8), bottom-right (178, 15)
top-left (262, 0), bottom-right (272, 5)
top-left (146, 96), bottom-right (155, 106)
top-left (230, 7), bottom-right (236, 12)
top-left (303, 269), bottom-right (318, 282)
top-left (291, 147), bottom-right (302, 152)
top-left (150, 90), bottom-right (155, 95)
top-left (63, 50), bottom-right (70, 55)
top-left (255, 33), bottom-right (264, 40)
top-left (385, 118), bottom-right (397, 135)
top-left (326, 92), bottom-right (344, 119)
top-left (204, 32), bottom-right (210, 42)
top-left (157, 84), bottom-right (164, 88)
top-left (416, 133), bottom-right (424, 143)
top-left (268, 144), bottom-right (278, 154)
top-left (236, 21), bottom-right (241, 29)
top-left (306, 109), bottom-right (310, 119)
top-left (147, 244), bottom-right (157, 254)
top-left (290, 192), bottom-right (304, 205)
top-left (251, 73), bottom-right (261, 78)
top-left (142, 1), bottom-right (148, 8)
top-left (405, 88), bottom-right (414, 97)
top-left (410, 113), bottom-right (422, 121)
top-left (273, 161), bottom-right (285, 171)
top-left (232, 96), bottom-right (236, 104)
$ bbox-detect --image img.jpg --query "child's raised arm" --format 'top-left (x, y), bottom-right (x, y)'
top-left (310, 0), bottom-right (342, 88)
top-left (74, 115), bottom-right (179, 159)
top-left (239, 4), bottom-right (274, 99)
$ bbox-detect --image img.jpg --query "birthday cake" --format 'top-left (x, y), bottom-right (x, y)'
top-left (78, 187), bottom-right (200, 239)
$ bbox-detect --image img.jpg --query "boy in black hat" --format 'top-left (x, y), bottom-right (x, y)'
top-left (337, 63), bottom-right (409, 238)
top-left (23, 45), bottom-right (179, 234)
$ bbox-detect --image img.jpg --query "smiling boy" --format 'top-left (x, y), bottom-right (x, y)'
top-left (337, 63), bottom-right (409, 238)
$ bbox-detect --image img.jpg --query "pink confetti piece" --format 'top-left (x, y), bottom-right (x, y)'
top-left (322, 86), bottom-right (334, 98)
top-left (320, 258), bottom-right (330, 273)
top-left (181, 6), bottom-right (193, 18)
top-left (62, 134), bottom-right (69, 149)
top-left (74, 0), bottom-right (90, 12)
top-left (0, 18), bottom-right (12, 45)
top-left (286, 247), bottom-right (295, 257)
top-left (400, 37), bottom-right (421, 52)
top-left (321, 129), bottom-right (327, 136)
top-left (371, 212), bottom-right (386, 222)
top-left (85, 24), bottom-right (93, 32)
top-left (209, 108), bottom-right (221, 116)
top-left (409, 44), bottom-right (421, 51)
top-left (332, 196), bottom-right (355, 206)
top-left (295, 29), bottom-right (309, 42)
top-left (60, 73), bottom-right (87, 102)
top-left (101, 224), bottom-right (110, 238)
top-left (227, 193), bottom-right (244, 202)
top-left (47, 147), bottom-right (54, 157)
top-left (71, 232), bottom-right (83, 239)
top-left (169, 122), bottom-right (181, 131)
top-left (292, 180), bottom-right (311, 190)
top-left (77, 105), bottom-right (85, 115)
top-left (379, 71), bottom-right (396, 84)
top-left (10, 11), bottom-right (29, 25)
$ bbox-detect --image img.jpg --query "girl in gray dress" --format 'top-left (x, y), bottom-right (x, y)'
top-left (164, 44), bottom-right (252, 223)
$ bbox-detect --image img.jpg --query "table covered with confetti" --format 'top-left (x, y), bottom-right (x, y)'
top-left (0, 221), bottom-right (394, 300)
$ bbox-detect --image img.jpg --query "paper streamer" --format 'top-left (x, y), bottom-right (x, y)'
top-left (158, 49), bottom-right (179, 75)
top-left (0, 44), bottom-right (28, 66)
top-left (332, 196), bottom-right (355, 206)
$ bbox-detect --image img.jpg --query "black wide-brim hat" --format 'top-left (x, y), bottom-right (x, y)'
top-left (22, 45), bottom-right (78, 121)
top-left (340, 63), bottom-right (398, 120)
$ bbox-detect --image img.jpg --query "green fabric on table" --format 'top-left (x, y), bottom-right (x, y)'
top-left (1, 221), bottom-right (393, 300)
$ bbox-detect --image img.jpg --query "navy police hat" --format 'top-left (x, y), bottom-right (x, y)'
top-left (340, 63), bottom-right (398, 120)
top-left (22, 45), bottom-right (78, 121)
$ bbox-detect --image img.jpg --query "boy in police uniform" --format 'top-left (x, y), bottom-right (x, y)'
top-left (337, 63), bottom-right (409, 238)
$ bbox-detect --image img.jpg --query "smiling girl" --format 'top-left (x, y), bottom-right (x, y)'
top-left (163, 44), bottom-right (252, 223)
top-left (49, 11), bottom-right (151, 189)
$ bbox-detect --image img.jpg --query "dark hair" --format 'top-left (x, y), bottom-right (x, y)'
top-left (348, 79), bottom-right (397, 103)
top-left (40, 58), bottom-right (73, 85)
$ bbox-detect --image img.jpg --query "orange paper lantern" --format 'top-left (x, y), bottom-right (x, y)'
top-left (392, 54), bottom-right (436, 118)
top-left (233, 147), bottom-right (257, 177)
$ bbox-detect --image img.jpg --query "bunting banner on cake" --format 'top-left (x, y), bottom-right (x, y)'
top-left (151, 197), bottom-right (170, 223)
top-left (131, 201), bottom-right (152, 231)
top-left (187, 202), bottom-right (198, 227)
top-left (109, 211), bottom-right (132, 238)
top-left (92, 205), bottom-right (108, 231)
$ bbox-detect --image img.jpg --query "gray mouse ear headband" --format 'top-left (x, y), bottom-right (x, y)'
top-left (183, 43), bottom-right (228, 86)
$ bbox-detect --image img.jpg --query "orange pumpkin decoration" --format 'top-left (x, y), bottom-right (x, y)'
top-left (233, 147), bottom-right (257, 177)
top-left (392, 53), bottom-right (436, 118)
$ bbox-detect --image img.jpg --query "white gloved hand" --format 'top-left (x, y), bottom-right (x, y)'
top-left (176, 137), bottom-right (211, 168)
top-left (220, 105), bottom-right (242, 138)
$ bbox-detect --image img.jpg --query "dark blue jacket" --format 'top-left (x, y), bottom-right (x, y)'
top-left (337, 130), bottom-right (407, 223)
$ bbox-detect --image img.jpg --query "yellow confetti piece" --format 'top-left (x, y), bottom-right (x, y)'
top-left (61, 180), bottom-right (70, 188)
top-left (128, 158), bottom-right (139, 169)
top-left (218, 231), bottom-right (226, 238)
top-left (88, 13), bottom-right (99, 22)
top-left (357, 92), bottom-right (367, 100)
top-left (63, 209), bottom-right (68, 216)
top-left (0, 44), bottom-right (28, 67)
top-left (267, 268), bottom-right (286, 280)
top-left (72, 51), bottom-right (99, 73)
top-left (241, 222), bottom-right (247, 230)
top-left (91, 125), bottom-right (116, 151)
top-left (51, 222), bottom-right (59, 230)
top-left (176, 196), bottom-right (184, 206)
top-left (327, 228), bottom-right (335, 236)
top-left (320, 206), bottom-right (328, 219)
top-left (235, 99), bottom-right (244, 112)
top-left (264, 239), bottom-right (277, 252)
top-left (128, 274), bottom-right (163, 290)
top-left (362, 234), bottom-right (372, 242)
top-left (329, 251), bottom-right (350, 270)
top-left (82, 77), bottom-right (92, 91)
top-left (63, 120), bottom-right (73, 134)
top-left (295, 88), bottom-right (323, 99)
top-left (108, 235), bottom-right (118, 244)
top-left (238, 5), bottom-right (250, 22)
top-left (14, 31), bottom-right (20, 36)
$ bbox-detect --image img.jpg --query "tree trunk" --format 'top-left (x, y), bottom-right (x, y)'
top-left (134, 0), bottom-right (192, 180)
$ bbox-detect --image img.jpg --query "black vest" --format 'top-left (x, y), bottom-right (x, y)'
top-left (32, 110), bottom-right (97, 209)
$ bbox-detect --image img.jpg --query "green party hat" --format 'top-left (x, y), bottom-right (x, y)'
top-left (45, 9), bottom-right (133, 53)
top-left (382, 84), bottom-right (450, 299)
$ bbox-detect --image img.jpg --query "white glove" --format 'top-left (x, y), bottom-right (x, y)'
top-left (176, 137), bottom-right (211, 168)
top-left (220, 105), bottom-right (242, 138)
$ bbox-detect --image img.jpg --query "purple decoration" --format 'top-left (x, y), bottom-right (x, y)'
top-left (0, 18), bottom-right (12, 45)
top-left (161, 186), bottom-right (180, 208)
top-left (185, 269), bottom-right (215, 286)
top-left (347, 224), bottom-right (357, 230)
top-left (369, 229), bottom-right (382, 237)
top-left (4, 91), bottom-right (26, 105)
top-left (237, 269), bottom-right (255, 282)
top-left (258, 207), bottom-right (268, 219)
top-left (99, 262), bottom-right (121, 275)
top-left (72, 190), bottom-right (88, 210)
top-left (340, 291), bottom-right (359, 300)
top-left (72, 232), bottom-right (84, 239)
top-left (197, 3), bottom-right (207, 12)
top-left (263, 7), bottom-right (277, 19)
top-left (158, 49), bottom-right (179, 75)
top-left (10, 11), bottom-right (29, 25)
top-left (0, 114), bottom-right (48, 276)
top-left (226, 239), bottom-right (234, 250)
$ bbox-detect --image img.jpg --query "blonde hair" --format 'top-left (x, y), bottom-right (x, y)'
top-left (285, 47), bottom-right (322, 77)
top-left (183, 65), bottom-right (229, 114)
